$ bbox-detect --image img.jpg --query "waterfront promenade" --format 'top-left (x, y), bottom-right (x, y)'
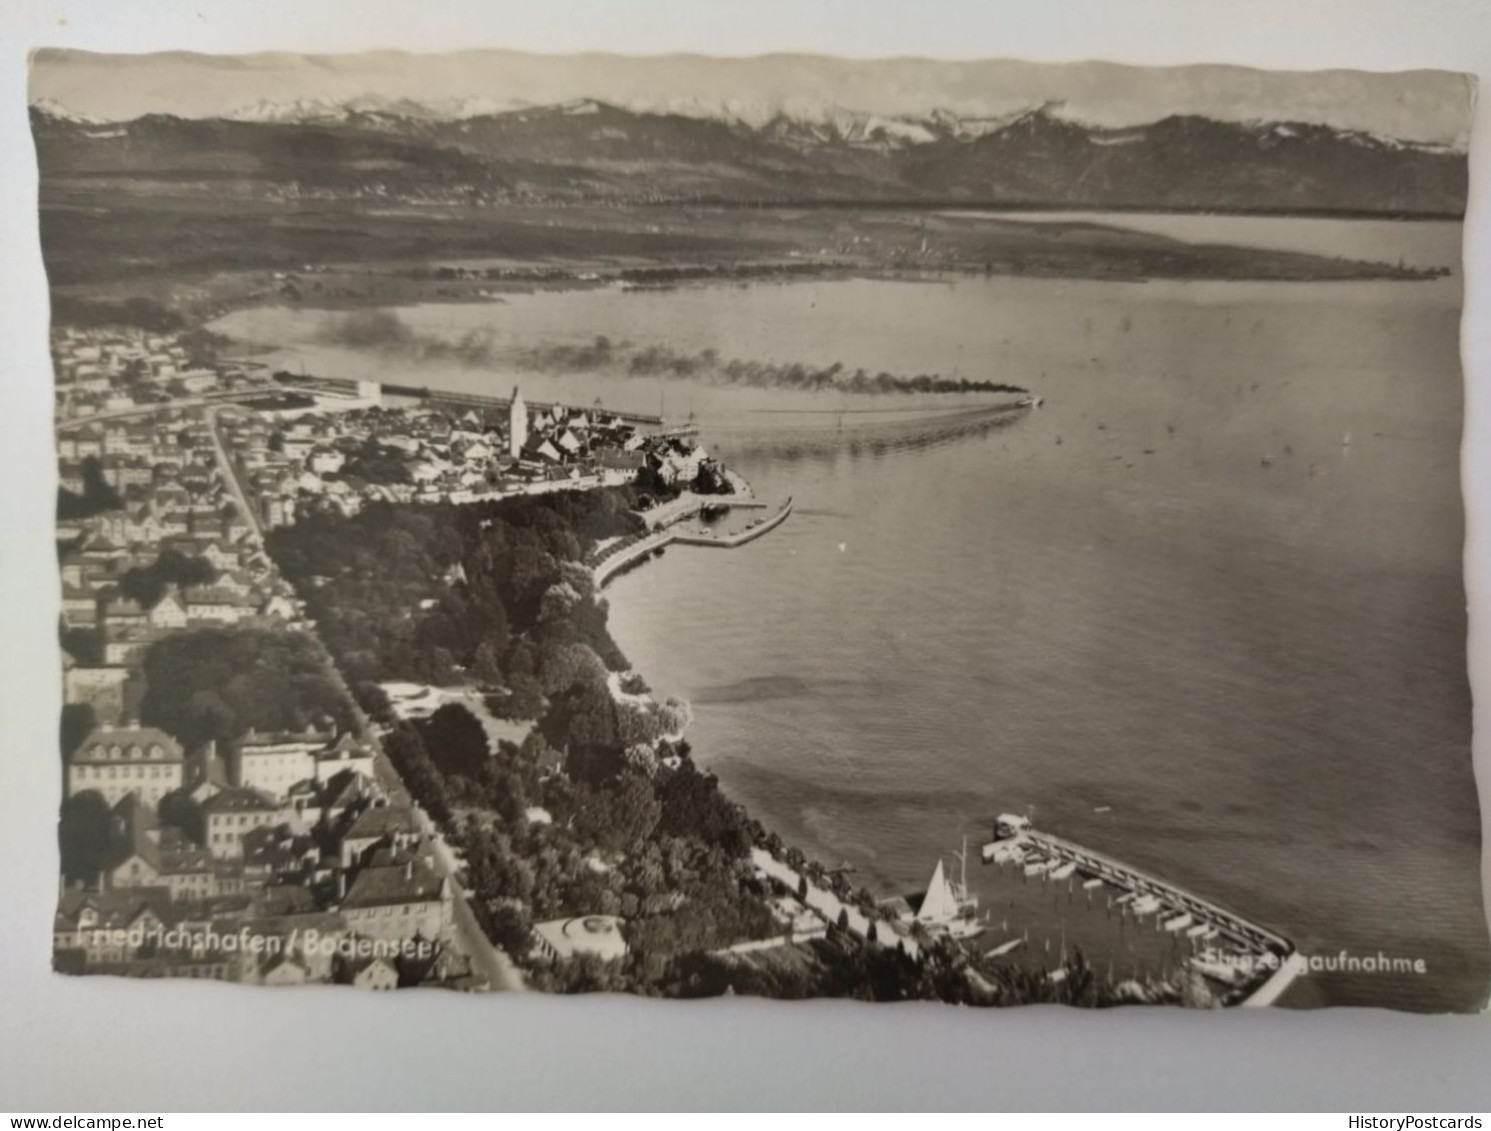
top-left (750, 848), bottom-right (921, 958)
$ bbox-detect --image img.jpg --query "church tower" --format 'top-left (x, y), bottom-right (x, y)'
top-left (508, 386), bottom-right (528, 459)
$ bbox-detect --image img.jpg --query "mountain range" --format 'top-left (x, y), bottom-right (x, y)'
top-left (29, 95), bottom-right (1468, 215)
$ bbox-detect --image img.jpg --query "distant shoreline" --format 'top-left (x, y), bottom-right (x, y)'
top-left (630, 199), bottom-right (1468, 222)
top-left (41, 198), bottom-right (1453, 334)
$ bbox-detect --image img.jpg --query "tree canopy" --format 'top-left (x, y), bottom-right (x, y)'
top-left (138, 628), bottom-right (353, 749)
top-left (57, 456), bottom-right (123, 521)
top-left (118, 550), bottom-right (219, 608)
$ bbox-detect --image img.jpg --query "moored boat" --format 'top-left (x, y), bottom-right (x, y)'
top-left (913, 838), bottom-right (981, 939)
top-left (982, 840), bottom-right (1025, 865)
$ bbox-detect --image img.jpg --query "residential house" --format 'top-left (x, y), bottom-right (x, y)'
top-left (107, 796), bottom-right (214, 902)
top-left (100, 596), bottom-right (150, 631)
top-left (261, 955), bottom-right (311, 987)
top-left (349, 956), bottom-right (400, 991)
top-left (338, 803), bottom-right (420, 868)
top-left (102, 626), bottom-right (164, 668)
top-left (60, 583), bottom-right (100, 628)
top-left (146, 590), bottom-right (189, 630)
top-left (62, 664), bottom-right (132, 724)
top-left (201, 787), bottom-right (286, 860)
top-left (321, 771), bottom-right (375, 829)
top-left (53, 886), bottom-right (176, 969)
top-left (182, 588), bottom-right (255, 625)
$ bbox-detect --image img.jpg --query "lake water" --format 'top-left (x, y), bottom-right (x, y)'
top-left (216, 214), bottom-right (1487, 1010)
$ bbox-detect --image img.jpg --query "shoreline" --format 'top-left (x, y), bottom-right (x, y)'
top-left (587, 407), bottom-right (1308, 1007)
top-left (45, 202), bottom-right (1455, 333)
top-left (190, 254), bottom-right (1450, 328)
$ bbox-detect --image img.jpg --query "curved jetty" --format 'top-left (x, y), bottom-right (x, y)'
top-left (674, 496), bottom-right (794, 548)
top-left (592, 496), bottom-right (794, 588)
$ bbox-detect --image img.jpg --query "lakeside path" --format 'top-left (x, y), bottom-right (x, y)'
top-left (751, 848), bottom-right (921, 959)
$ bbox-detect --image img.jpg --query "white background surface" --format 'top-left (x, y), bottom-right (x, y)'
top-left (1, 0), bottom-right (1489, 1111)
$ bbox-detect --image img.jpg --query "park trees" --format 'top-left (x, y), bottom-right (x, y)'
top-left (58, 791), bottom-right (115, 886)
top-left (415, 702), bottom-right (490, 781)
top-left (118, 550), bottom-right (219, 608)
top-left (138, 628), bottom-right (353, 749)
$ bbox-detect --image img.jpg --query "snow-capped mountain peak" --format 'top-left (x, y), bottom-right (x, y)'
top-left (227, 97), bottom-right (352, 124)
top-left (225, 93), bottom-right (527, 124)
top-left (31, 98), bottom-right (102, 125)
top-left (30, 89), bottom-right (1461, 160)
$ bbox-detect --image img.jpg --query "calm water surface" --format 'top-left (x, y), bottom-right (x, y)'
top-left (217, 215), bottom-right (1486, 1009)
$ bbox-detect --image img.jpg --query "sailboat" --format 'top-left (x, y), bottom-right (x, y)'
top-left (916, 859), bottom-right (963, 924)
top-left (915, 839), bottom-right (983, 940)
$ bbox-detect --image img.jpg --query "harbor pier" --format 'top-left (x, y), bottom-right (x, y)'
top-left (984, 819), bottom-right (1303, 1006)
top-left (591, 496), bottom-right (795, 588)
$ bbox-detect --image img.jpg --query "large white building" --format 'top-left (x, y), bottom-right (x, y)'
top-left (67, 725), bottom-right (184, 807)
top-left (235, 728), bottom-right (328, 800)
top-left (508, 386), bottom-right (528, 459)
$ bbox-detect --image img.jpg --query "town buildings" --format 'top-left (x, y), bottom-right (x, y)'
top-left (52, 327), bottom-right (490, 990)
top-left (51, 320), bottom-right (718, 991)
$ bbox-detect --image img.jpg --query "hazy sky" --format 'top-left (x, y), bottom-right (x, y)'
top-left (29, 48), bottom-right (1477, 147)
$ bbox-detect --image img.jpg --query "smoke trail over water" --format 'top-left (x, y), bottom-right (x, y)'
top-left (315, 311), bottom-right (1026, 396)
